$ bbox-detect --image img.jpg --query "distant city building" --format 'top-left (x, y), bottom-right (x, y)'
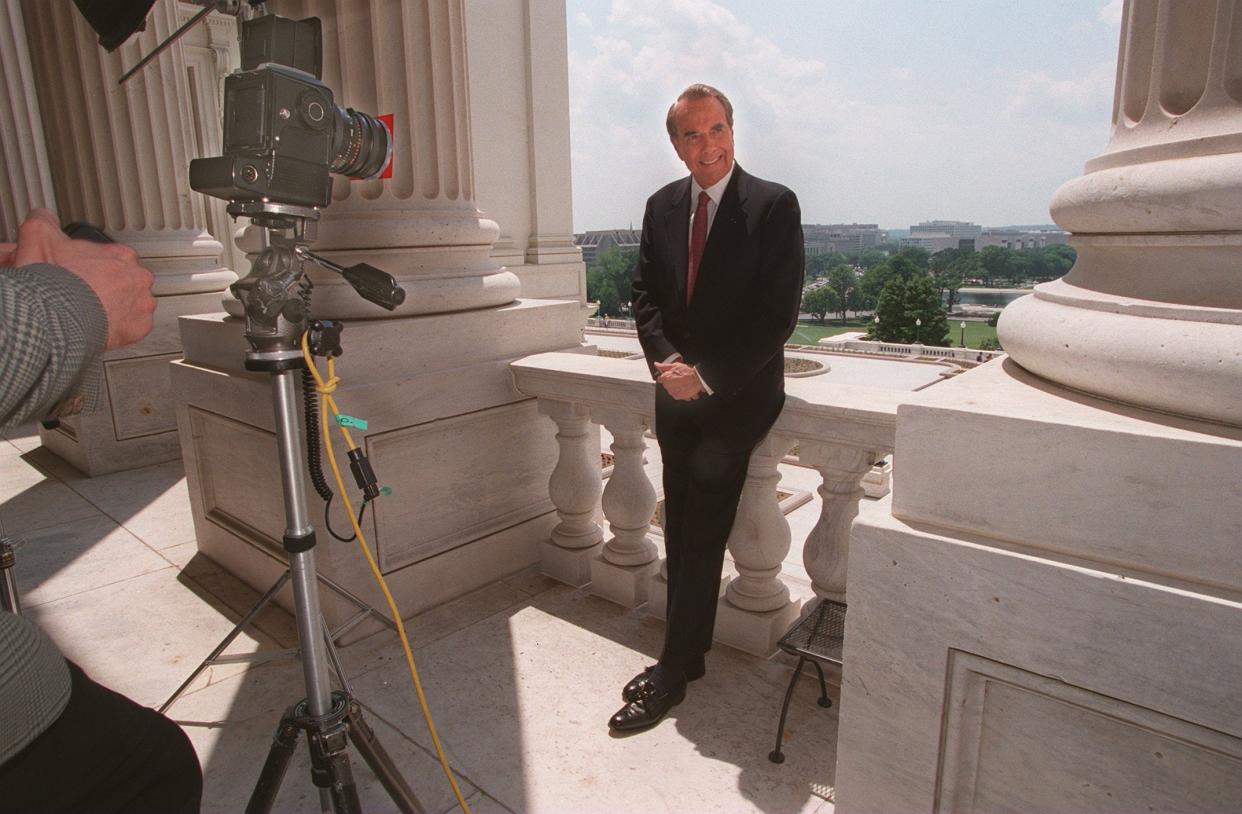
top-left (899, 233), bottom-right (968, 253)
top-left (574, 229), bottom-right (640, 265)
top-left (910, 219), bottom-right (983, 239)
top-left (976, 228), bottom-right (1070, 250)
top-left (803, 223), bottom-right (887, 256)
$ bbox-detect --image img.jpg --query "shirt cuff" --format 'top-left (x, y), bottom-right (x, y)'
top-left (694, 366), bottom-right (714, 395)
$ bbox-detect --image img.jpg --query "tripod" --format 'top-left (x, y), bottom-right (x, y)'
top-left (219, 206), bottom-right (421, 814)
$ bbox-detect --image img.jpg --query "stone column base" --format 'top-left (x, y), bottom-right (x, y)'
top-left (40, 290), bottom-right (229, 475)
top-left (644, 566), bottom-right (728, 621)
top-left (712, 592), bottom-right (802, 658)
top-left (540, 540), bottom-right (600, 588)
top-left (589, 554), bottom-right (659, 608)
top-left (834, 357), bottom-right (1242, 814)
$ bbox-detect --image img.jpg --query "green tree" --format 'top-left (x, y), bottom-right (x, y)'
top-left (826, 264), bottom-right (859, 322)
top-left (937, 253), bottom-right (978, 310)
top-left (978, 246), bottom-right (1010, 286)
top-left (904, 274), bottom-right (950, 345)
top-left (801, 285), bottom-right (839, 323)
top-left (896, 245), bottom-right (931, 271)
top-left (872, 278), bottom-right (908, 342)
top-left (586, 246), bottom-right (638, 316)
top-left (871, 274), bottom-right (950, 345)
top-left (858, 247), bottom-right (889, 268)
top-left (804, 250), bottom-right (850, 280)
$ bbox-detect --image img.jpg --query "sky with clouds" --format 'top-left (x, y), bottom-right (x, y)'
top-left (566, 0), bottom-right (1124, 231)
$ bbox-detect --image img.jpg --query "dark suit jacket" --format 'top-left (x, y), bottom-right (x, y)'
top-left (631, 164), bottom-right (804, 444)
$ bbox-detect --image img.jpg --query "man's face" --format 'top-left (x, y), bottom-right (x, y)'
top-left (671, 95), bottom-right (734, 189)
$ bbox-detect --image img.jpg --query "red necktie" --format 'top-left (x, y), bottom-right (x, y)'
top-left (686, 190), bottom-right (709, 304)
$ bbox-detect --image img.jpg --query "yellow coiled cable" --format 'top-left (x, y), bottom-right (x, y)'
top-left (300, 331), bottom-right (473, 814)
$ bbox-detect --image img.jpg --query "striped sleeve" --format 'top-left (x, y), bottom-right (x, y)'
top-left (0, 264), bottom-right (108, 430)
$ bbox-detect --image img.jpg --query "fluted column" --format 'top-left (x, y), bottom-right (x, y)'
top-left (0, 0), bottom-right (56, 240)
top-left (538, 400), bottom-right (604, 587)
top-left (724, 434), bottom-right (796, 612)
top-left (999, 0), bottom-right (1242, 427)
top-left (21, 0), bottom-right (229, 294)
top-left (269, 0), bottom-right (519, 317)
top-left (590, 409), bottom-right (659, 607)
top-left (800, 442), bottom-right (875, 602)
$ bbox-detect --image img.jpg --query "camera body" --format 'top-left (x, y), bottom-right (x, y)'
top-left (189, 15), bottom-right (390, 209)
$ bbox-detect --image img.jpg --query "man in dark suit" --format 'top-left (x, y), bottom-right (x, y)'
top-left (609, 84), bottom-right (804, 732)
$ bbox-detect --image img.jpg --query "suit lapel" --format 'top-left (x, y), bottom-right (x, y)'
top-left (663, 178), bottom-right (692, 304)
top-left (691, 166), bottom-right (748, 308)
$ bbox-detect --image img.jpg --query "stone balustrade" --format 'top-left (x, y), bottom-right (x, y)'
top-left (817, 337), bottom-right (1005, 363)
top-left (510, 351), bottom-right (901, 656)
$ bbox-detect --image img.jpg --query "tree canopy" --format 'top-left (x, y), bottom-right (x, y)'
top-left (586, 246), bottom-right (638, 316)
top-left (801, 285), bottom-right (839, 323)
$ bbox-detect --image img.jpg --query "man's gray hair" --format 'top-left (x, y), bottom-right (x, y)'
top-left (666, 84), bottom-right (734, 140)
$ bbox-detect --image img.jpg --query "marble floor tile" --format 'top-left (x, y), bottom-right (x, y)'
top-left (60, 459), bottom-right (196, 549)
top-left (10, 513), bottom-right (171, 606)
top-left (346, 585), bottom-right (835, 814)
top-left (25, 567), bottom-right (281, 708)
top-left (165, 658), bottom-right (480, 814)
top-left (0, 478), bottom-right (99, 535)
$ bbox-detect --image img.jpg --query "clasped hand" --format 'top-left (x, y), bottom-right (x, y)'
top-left (654, 361), bottom-right (704, 401)
top-left (1, 209), bottom-right (156, 350)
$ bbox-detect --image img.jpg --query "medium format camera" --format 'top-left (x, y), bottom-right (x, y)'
top-left (190, 15), bottom-right (392, 209)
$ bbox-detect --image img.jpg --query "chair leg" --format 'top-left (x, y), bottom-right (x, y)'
top-left (810, 659), bottom-right (832, 708)
top-left (769, 656), bottom-right (807, 764)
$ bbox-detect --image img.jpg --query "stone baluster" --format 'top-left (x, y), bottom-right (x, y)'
top-left (0, 0), bottom-right (57, 240)
top-left (799, 441), bottom-right (876, 603)
top-left (712, 433), bottom-right (802, 657)
top-left (538, 400), bottom-right (603, 587)
top-left (590, 409), bottom-right (659, 607)
top-left (724, 434), bottom-right (796, 612)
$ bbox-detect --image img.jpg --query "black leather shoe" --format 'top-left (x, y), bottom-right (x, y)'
top-left (621, 659), bottom-right (705, 703)
top-left (608, 680), bottom-right (686, 732)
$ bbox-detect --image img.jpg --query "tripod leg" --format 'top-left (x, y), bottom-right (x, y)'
top-left (346, 701), bottom-right (427, 814)
top-left (309, 716), bottom-right (363, 814)
top-left (246, 711), bottom-right (302, 814)
top-left (159, 570), bottom-right (293, 713)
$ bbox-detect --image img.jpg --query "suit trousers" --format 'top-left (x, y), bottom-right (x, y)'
top-left (656, 401), bottom-right (762, 674)
top-left (0, 661), bottom-right (202, 814)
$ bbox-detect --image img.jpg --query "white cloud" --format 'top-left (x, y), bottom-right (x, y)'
top-left (567, 0), bottom-right (1118, 229)
top-left (1099, 0), bottom-right (1124, 26)
top-left (1002, 62), bottom-right (1115, 119)
top-left (574, 11), bottom-right (593, 29)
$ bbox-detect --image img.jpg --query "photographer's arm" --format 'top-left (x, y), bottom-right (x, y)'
top-left (0, 209), bottom-right (156, 430)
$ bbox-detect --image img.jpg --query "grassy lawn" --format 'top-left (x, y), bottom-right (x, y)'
top-left (790, 319), bottom-right (999, 349)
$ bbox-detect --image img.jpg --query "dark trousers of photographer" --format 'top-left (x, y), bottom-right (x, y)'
top-left (0, 662), bottom-right (202, 814)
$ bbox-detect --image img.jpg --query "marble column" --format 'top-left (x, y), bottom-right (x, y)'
top-left (590, 409), bottom-right (659, 607)
top-left (0, 0), bottom-right (57, 240)
top-left (520, 1), bottom-right (584, 279)
top-left (174, 0), bottom-right (585, 626)
top-left (714, 433), bottom-right (802, 657)
top-left (999, 0), bottom-right (1242, 427)
top-left (265, 0), bottom-right (519, 318)
top-left (21, 0), bottom-right (232, 474)
top-left (836, 4), bottom-right (1242, 810)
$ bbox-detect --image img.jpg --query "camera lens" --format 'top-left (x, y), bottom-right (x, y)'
top-left (329, 107), bottom-right (392, 180)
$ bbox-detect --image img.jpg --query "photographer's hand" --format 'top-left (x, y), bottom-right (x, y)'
top-left (10, 209), bottom-right (156, 350)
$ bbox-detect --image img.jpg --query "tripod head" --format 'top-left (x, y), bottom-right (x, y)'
top-left (230, 202), bottom-right (405, 372)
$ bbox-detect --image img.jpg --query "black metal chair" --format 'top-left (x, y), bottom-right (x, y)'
top-left (768, 598), bottom-right (846, 763)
